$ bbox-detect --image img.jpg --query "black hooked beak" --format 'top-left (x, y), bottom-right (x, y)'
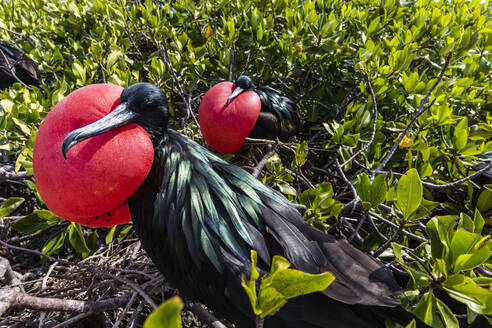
top-left (61, 102), bottom-right (138, 159)
top-left (226, 86), bottom-right (245, 105)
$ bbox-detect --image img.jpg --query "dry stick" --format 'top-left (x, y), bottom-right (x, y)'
top-left (2, 240), bottom-right (224, 326)
top-left (334, 159), bottom-right (364, 242)
top-left (153, 35), bottom-right (200, 128)
top-left (126, 301), bottom-right (144, 328)
top-left (244, 137), bottom-right (296, 147)
top-left (0, 288), bottom-right (131, 315)
top-left (251, 143), bottom-right (278, 178)
top-left (372, 219), bottom-right (406, 257)
top-left (187, 303), bottom-right (227, 328)
top-left (112, 292), bottom-right (138, 328)
top-left (372, 56), bottom-right (451, 180)
top-left (368, 211), bottom-right (427, 243)
top-left (402, 246), bottom-right (438, 283)
top-left (477, 266), bottom-right (492, 278)
top-left (367, 215), bottom-right (390, 241)
top-left (51, 312), bottom-right (95, 328)
top-left (0, 240), bottom-right (158, 310)
top-left (334, 158), bottom-right (357, 197)
top-left (341, 75), bottom-right (378, 167)
top-left (0, 165), bottom-right (28, 182)
top-left (416, 162), bottom-right (492, 190)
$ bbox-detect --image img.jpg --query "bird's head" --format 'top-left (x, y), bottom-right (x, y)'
top-left (62, 83), bottom-right (168, 158)
top-left (227, 75), bottom-right (255, 105)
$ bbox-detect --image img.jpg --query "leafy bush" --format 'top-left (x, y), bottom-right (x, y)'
top-left (1, 0), bottom-right (491, 326)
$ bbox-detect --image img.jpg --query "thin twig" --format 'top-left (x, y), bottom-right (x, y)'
top-left (51, 312), bottom-right (95, 328)
top-left (334, 158), bottom-right (357, 198)
top-left (251, 143), bottom-right (278, 178)
top-left (342, 75), bottom-right (378, 167)
top-left (112, 292), bottom-right (138, 328)
top-left (368, 211), bottom-right (427, 243)
top-left (373, 56), bottom-right (451, 178)
top-left (417, 162), bottom-right (492, 190)
top-left (373, 219), bottom-right (406, 257)
top-left (0, 240), bottom-right (158, 309)
top-left (187, 303), bottom-right (227, 328)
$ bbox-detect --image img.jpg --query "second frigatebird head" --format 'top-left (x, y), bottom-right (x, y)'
top-left (226, 75), bottom-right (256, 105)
top-left (62, 83), bottom-right (169, 158)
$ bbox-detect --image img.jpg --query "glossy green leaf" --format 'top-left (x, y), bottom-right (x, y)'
top-left (453, 117), bottom-right (468, 151)
top-left (0, 197), bottom-right (24, 218)
top-left (396, 169), bottom-right (423, 220)
top-left (443, 275), bottom-right (492, 315)
top-left (143, 296), bottom-right (183, 328)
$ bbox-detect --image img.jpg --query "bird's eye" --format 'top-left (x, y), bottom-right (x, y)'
top-left (141, 101), bottom-right (155, 111)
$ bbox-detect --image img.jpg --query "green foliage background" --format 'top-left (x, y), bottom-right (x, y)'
top-left (0, 0), bottom-right (491, 327)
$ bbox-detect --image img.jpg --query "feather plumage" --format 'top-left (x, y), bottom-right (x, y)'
top-left (0, 41), bottom-right (40, 90)
top-left (129, 129), bottom-right (407, 327)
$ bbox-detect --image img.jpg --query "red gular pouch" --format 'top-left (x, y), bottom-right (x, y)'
top-left (33, 84), bottom-right (154, 227)
top-left (199, 81), bottom-right (261, 154)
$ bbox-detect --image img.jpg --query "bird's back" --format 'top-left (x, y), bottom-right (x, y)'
top-left (129, 130), bottom-right (406, 327)
top-left (0, 42), bottom-right (39, 90)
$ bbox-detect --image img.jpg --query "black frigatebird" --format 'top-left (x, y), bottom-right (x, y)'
top-left (38, 83), bottom-right (414, 327)
top-left (199, 75), bottom-right (303, 153)
top-left (0, 41), bottom-right (40, 90)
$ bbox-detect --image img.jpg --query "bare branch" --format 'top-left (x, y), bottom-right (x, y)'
top-left (373, 56), bottom-right (451, 178)
top-left (52, 312), bottom-right (95, 328)
top-left (372, 219), bottom-right (406, 257)
top-left (418, 162), bottom-right (492, 190)
top-left (187, 303), bottom-right (227, 328)
top-left (0, 165), bottom-right (29, 183)
top-left (0, 288), bottom-right (131, 316)
top-left (251, 142), bottom-right (278, 178)
top-left (342, 75), bottom-right (378, 167)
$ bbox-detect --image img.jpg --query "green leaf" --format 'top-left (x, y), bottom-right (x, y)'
top-left (11, 117), bottom-right (31, 136)
top-left (68, 223), bottom-right (91, 257)
top-left (453, 247), bottom-right (490, 272)
top-left (292, 141), bottom-right (308, 169)
top-left (242, 251), bottom-right (334, 318)
top-left (413, 291), bottom-right (444, 328)
top-left (11, 210), bottom-right (63, 234)
top-left (476, 189), bottom-right (492, 215)
top-left (435, 297), bottom-right (459, 328)
top-left (107, 49), bottom-right (122, 67)
top-left (396, 168), bottom-right (423, 220)
top-left (404, 320), bottom-right (417, 328)
top-left (42, 228), bottom-right (68, 255)
top-left (453, 117), bottom-right (468, 151)
top-left (0, 197), bottom-right (24, 218)
top-left (143, 296), bottom-right (183, 328)
top-left (443, 274), bottom-right (492, 315)
top-left (356, 174), bottom-right (387, 209)
top-left (473, 209), bottom-right (485, 234)
top-left (426, 216), bottom-right (458, 259)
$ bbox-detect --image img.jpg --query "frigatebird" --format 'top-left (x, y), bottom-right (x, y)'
top-left (199, 75), bottom-right (303, 153)
top-left (43, 83), bottom-right (411, 327)
top-left (0, 41), bottom-right (40, 90)
top-left (228, 75), bottom-right (303, 141)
